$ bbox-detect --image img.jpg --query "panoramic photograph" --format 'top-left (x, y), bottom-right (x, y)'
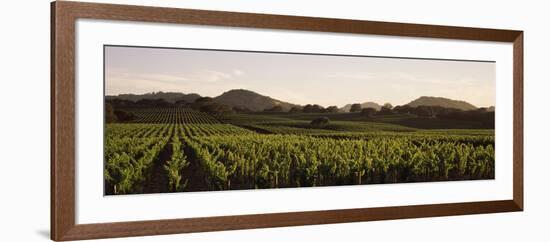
top-left (104, 45), bottom-right (495, 195)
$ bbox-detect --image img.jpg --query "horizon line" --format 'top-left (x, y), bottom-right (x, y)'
top-left (105, 89), bottom-right (495, 108)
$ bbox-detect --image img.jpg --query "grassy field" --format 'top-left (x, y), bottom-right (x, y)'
top-left (104, 107), bottom-right (495, 195)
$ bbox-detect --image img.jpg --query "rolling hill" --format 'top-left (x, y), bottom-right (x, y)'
top-left (213, 89), bottom-right (299, 112)
top-left (405, 96), bottom-right (477, 111)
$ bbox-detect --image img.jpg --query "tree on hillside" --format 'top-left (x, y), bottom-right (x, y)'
top-left (105, 103), bottom-right (118, 123)
top-left (303, 104), bottom-right (325, 113)
top-left (200, 102), bottom-right (233, 115)
top-left (175, 99), bottom-right (189, 107)
top-left (379, 103), bottom-right (394, 114)
top-left (288, 106), bottom-right (302, 113)
top-left (135, 98), bottom-right (172, 108)
top-left (106, 99), bottom-right (136, 109)
top-left (393, 105), bottom-right (413, 114)
top-left (114, 110), bottom-right (136, 122)
top-left (190, 96), bottom-right (233, 114)
top-left (414, 105), bottom-right (436, 117)
top-left (194, 97), bottom-right (214, 103)
top-left (191, 97), bottom-right (211, 108)
top-left (361, 107), bottom-right (377, 117)
top-left (325, 106), bottom-right (339, 113)
top-left (350, 103), bottom-right (362, 112)
top-left (264, 105), bottom-right (284, 112)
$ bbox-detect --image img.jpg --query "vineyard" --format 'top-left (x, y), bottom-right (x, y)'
top-left (130, 108), bottom-right (220, 124)
top-left (105, 107), bottom-right (495, 195)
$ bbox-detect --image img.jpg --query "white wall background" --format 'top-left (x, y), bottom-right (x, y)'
top-left (0, 0), bottom-right (548, 241)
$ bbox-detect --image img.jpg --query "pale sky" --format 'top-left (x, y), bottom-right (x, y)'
top-left (105, 45), bottom-right (495, 108)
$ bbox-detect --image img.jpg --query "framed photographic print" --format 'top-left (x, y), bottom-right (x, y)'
top-left (51, 1), bottom-right (523, 241)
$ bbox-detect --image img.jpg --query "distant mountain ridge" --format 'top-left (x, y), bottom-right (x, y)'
top-left (106, 91), bottom-right (482, 112)
top-left (106, 91), bottom-right (200, 103)
top-left (340, 102), bottom-right (382, 112)
top-left (107, 89), bottom-right (299, 112)
top-left (405, 96), bottom-right (477, 111)
top-left (213, 89), bottom-right (299, 112)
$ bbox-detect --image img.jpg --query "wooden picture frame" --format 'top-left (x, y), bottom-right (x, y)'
top-left (51, 1), bottom-right (523, 241)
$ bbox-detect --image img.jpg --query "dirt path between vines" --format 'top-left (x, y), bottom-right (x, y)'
top-left (233, 124), bottom-right (273, 134)
top-left (142, 143), bottom-right (171, 194)
top-left (180, 139), bottom-right (211, 192)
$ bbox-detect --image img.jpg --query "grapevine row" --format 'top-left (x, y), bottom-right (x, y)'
top-left (184, 134), bottom-right (494, 190)
top-left (105, 122), bottom-right (495, 194)
top-left (130, 107), bottom-right (220, 124)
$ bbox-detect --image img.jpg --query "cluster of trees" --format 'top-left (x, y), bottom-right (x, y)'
top-left (108, 98), bottom-right (173, 108)
top-left (263, 105), bottom-right (284, 112)
top-left (265, 104), bottom-right (340, 113)
top-left (106, 97), bottom-right (493, 127)
top-left (431, 107), bottom-right (494, 127)
top-left (269, 103), bottom-right (390, 115)
top-left (310, 117), bottom-right (330, 128)
top-left (190, 97), bottom-right (233, 115)
top-left (393, 105), bottom-right (493, 118)
top-left (391, 105), bottom-right (494, 127)
top-left (266, 101), bottom-right (494, 128)
top-left (276, 100), bottom-right (494, 125)
top-left (349, 103), bottom-right (393, 114)
top-left (105, 103), bottom-right (136, 123)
